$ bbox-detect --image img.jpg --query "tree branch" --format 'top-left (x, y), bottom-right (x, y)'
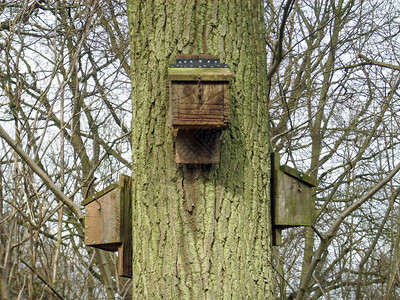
top-left (0, 125), bottom-right (84, 221)
top-left (358, 52), bottom-right (400, 71)
top-left (296, 162), bottom-right (400, 299)
top-left (266, 0), bottom-right (295, 81)
top-left (21, 259), bottom-right (64, 300)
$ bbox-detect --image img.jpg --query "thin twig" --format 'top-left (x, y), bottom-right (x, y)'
top-left (0, 124), bottom-right (84, 221)
top-left (358, 52), bottom-right (400, 71)
top-left (21, 259), bottom-right (64, 300)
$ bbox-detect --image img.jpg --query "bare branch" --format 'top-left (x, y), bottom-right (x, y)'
top-left (0, 125), bottom-right (84, 221)
top-left (297, 162), bottom-right (400, 299)
top-left (358, 52), bottom-right (400, 71)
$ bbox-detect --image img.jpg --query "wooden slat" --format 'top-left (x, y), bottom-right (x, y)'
top-left (179, 107), bottom-right (224, 113)
top-left (178, 116), bottom-right (224, 121)
top-left (272, 227), bottom-right (282, 246)
top-left (168, 68), bottom-right (233, 81)
top-left (118, 175), bottom-right (132, 278)
top-left (85, 188), bottom-right (121, 251)
top-left (271, 152), bottom-right (315, 228)
top-left (179, 104), bottom-right (224, 109)
top-left (170, 81), bottom-right (229, 128)
top-left (280, 165), bottom-right (317, 187)
top-left (177, 119), bottom-right (224, 124)
top-left (179, 107), bottom-right (223, 113)
top-left (82, 184), bottom-right (119, 206)
top-left (223, 83), bottom-right (229, 122)
top-left (174, 121), bottom-right (225, 127)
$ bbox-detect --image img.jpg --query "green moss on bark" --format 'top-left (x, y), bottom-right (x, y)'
top-left (127, 0), bottom-right (273, 298)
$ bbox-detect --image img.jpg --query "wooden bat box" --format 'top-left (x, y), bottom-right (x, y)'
top-left (168, 55), bottom-right (233, 129)
top-left (82, 175), bottom-right (132, 277)
top-left (168, 55), bottom-right (233, 164)
top-left (271, 153), bottom-right (317, 245)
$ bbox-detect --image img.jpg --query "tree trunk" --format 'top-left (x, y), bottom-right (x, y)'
top-left (127, 1), bottom-right (273, 298)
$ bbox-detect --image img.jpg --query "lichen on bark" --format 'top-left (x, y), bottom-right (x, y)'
top-left (127, 0), bottom-right (273, 298)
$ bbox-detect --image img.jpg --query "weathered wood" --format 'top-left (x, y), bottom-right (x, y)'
top-left (84, 187), bottom-right (121, 251)
top-left (118, 175), bottom-right (132, 278)
top-left (271, 152), bottom-right (316, 230)
top-left (82, 175), bottom-right (132, 278)
top-left (170, 81), bottom-right (229, 129)
top-left (280, 165), bottom-right (317, 187)
top-left (81, 183), bottom-right (119, 206)
top-left (272, 227), bottom-right (282, 246)
top-left (168, 55), bottom-right (232, 131)
top-left (175, 129), bottom-right (221, 164)
top-left (168, 67), bottom-right (233, 82)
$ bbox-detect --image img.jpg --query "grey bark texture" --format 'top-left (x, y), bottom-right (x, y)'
top-left (127, 1), bottom-right (273, 298)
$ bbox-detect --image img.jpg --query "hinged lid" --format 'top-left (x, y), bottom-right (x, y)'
top-left (82, 183), bottom-right (119, 206)
top-left (168, 56), bottom-right (233, 81)
top-left (169, 57), bottom-right (229, 68)
top-left (279, 165), bottom-right (317, 187)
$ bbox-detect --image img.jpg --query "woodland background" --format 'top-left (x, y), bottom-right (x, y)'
top-left (1, 0), bottom-right (400, 299)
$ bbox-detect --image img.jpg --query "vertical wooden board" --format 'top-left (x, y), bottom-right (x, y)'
top-left (277, 173), bottom-right (314, 226)
top-left (118, 175), bottom-right (132, 277)
top-left (169, 81), bottom-right (175, 127)
top-left (85, 188), bottom-right (120, 251)
top-left (271, 152), bottom-right (315, 227)
top-left (175, 129), bottom-right (221, 164)
top-left (170, 82), bottom-right (183, 126)
top-left (223, 82), bottom-right (229, 124)
top-left (271, 152), bottom-right (280, 226)
top-left (272, 227), bottom-right (282, 246)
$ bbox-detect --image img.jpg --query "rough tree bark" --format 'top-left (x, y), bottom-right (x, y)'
top-left (127, 1), bottom-right (273, 299)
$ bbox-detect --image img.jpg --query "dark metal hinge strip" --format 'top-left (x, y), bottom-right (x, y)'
top-left (169, 58), bottom-right (229, 68)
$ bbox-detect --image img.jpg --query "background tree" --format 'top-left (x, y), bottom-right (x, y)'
top-left (0, 1), bottom-right (132, 298)
top-left (1, 0), bottom-right (400, 299)
top-left (266, 0), bottom-right (400, 298)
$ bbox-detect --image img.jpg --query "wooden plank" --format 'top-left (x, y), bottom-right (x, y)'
top-left (223, 82), bottom-right (230, 122)
top-left (177, 118), bottom-right (224, 123)
top-left (172, 122), bottom-right (226, 129)
top-left (271, 152), bottom-right (280, 227)
top-left (280, 165), bottom-right (317, 187)
top-left (118, 175), bottom-right (132, 278)
top-left (175, 129), bottom-right (221, 164)
top-left (179, 105), bottom-right (224, 112)
top-left (177, 116), bottom-right (224, 122)
top-left (175, 123), bottom-right (225, 129)
top-left (177, 103), bottom-right (224, 109)
top-left (178, 109), bottom-right (224, 116)
top-left (168, 68), bottom-right (233, 81)
top-left (170, 81), bottom-right (229, 128)
top-left (271, 153), bottom-right (315, 227)
top-left (272, 227), bottom-right (282, 246)
top-left (178, 107), bottom-right (224, 113)
top-left (82, 183), bottom-right (119, 206)
top-left (276, 170), bottom-right (314, 226)
top-left (174, 118), bottom-right (224, 122)
top-left (85, 187), bottom-right (121, 251)
top-left (178, 101), bottom-right (225, 108)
